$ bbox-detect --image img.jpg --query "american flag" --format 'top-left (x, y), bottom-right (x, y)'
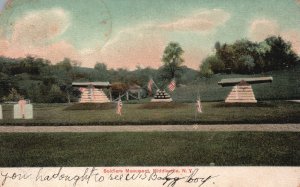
top-left (92, 87), bottom-right (95, 100)
top-left (147, 78), bottom-right (154, 94)
top-left (116, 98), bottom-right (123, 115)
top-left (168, 79), bottom-right (176, 92)
top-left (196, 98), bottom-right (202, 113)
top-left (79, 87), bottom-right (86, 93)
top-left (18, 99), bottom-right (26, 118)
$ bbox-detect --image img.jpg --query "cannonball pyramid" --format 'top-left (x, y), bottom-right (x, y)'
top-left (151, 90), bottom-right (172, 102)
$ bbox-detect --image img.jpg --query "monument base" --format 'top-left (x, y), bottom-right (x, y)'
top-left (150, 89), bottom-right (173, 103)
top-left (14, 104), bottom-right (33, 119)
top-left (150, 98), bottom-right (173, 102)
top-left (80, 88), bottom-right (110, 103)
top-left (225, 81), bottom-right (257, 103)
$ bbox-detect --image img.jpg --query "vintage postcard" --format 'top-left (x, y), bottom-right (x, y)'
top-left (0, 0), bottom-right (299, 186)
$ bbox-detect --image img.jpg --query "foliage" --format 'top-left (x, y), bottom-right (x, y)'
top-left (199, 58), bottom-right (213, 77)
top-left (174, 65), bottom-right (300, 102)
top-left (47, 85), bottom-right (66, 103)
top-left (200, 36), bottom-right (300, 74)
top-left (160, 42), bottom-right (184, 85)
top-left (2, 88), bottom-right (21, 102)
top-left (0, 54), bottom-right (192, 103)
top-left (264, 36), bottom-right (299, 70)
top-left (200, 55), bottom-right (224, 77)
top-left (93, 62), bottom-right (110, 81)
top-left (0, 35), bottom-right (298, 103)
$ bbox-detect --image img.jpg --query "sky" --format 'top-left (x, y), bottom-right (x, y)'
top-left (0, 0), bottom-right (299, 70)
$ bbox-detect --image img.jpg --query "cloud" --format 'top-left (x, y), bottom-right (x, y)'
top-left (282, 30), bottom-right (300, 54)
top-left (248, 18), bottom-right (300, 54)
top-left (184, 47), bottom-right (210, 69)
top-left (11, 8), bottom-right (70, 48)
top-left (249, 19), bottom-right (280, 41)
top-left (100, 9), bottom-right (230, 69)
top-left (100, 22), bottom-right (213, 70)
top-left (0, 38), bottom-right (80, 61)
top-left (100, 26), bottom-right (166, 69)
top-left (0, 8), bottom-right (89, 66)
top-left (0, 8), bottom-right (226, 69)
top-left (159, 9), bottom-right (230, 32)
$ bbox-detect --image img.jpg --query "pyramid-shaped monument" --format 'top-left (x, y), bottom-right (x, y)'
top-left (80, 88), bottom-right (110, 103)
top-left (72, 82), bottom-right (111, 103)
top-left (225, 80), bottom-right (257, 103)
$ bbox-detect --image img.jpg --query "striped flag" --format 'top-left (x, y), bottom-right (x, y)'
top-left (18, 98), bottom-right (26, 119)
top-left (92, 87), bottom-right (95, 100)
top-left (116, 98), bottom-right (123, 115)
top-left (147, 78), bottom-right (154, 94)
top-left (79, 87), bottom-right (86, 93)
top-left (168, 79), bottom-right (176, 92)
top-left (196, 98), bottom-right (202, 113)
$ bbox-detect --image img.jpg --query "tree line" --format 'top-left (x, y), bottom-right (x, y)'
top-left (200, 36), bottom-right (299, 76)
top-left (0, 36), bottom-right (299, 103)
top-left (0, 47), bottom-right (197, 103)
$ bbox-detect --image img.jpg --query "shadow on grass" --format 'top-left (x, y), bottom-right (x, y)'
top-left (64, 103), bottom-right (116, 110)
top-left (213, 101), bottom-right (277, 108)
top-left (138, 102), bottom-right (188, 109)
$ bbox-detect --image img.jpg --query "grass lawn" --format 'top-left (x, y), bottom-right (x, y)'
top-left (0, 101), bottom-right (300, 125)
top-left (0, 132), bottom-right (299, 166)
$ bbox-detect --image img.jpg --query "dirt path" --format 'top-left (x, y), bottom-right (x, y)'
top-left (0, 124), bottom-right (299, 133)
top-left (288, 100), bottom-right (300, 103)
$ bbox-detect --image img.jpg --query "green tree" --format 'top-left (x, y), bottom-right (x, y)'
top-left (264, 36), bottom-right (299, 70)
top-left (216, 44), bottom-right (237, 73)
top-left (26, 82), bottom-right (43, 103)
top-left (204, 55), bottom-right (225, 74)
top-left (93, 62), bottom-right (110, 81)
top-left (2, 88), bottom-right (21, 102)
top-left (94, 62), bottom-right (107, 71)
top-left (47, 84), bottom-right (66, 103)
top-left (199, 59), bottom-right (213, 78)
top-left (56, 58), bottom-right (72, 72)
top-left (161, 42), bottom-right (184, 81)
top-left (237, 55), bottom-right (255, 73)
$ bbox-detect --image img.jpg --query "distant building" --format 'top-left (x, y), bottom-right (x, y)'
top-left (126, 84), bottom-right (144, 100)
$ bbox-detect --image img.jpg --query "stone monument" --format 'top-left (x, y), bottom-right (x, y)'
top-left (225, 80), bottom-right (257, 103)
top-left (72, 82), bottom-right (112, 103)
top-left (14, 99), bottom-right (33, 119)
top-left (0, 105), bottom-right (2, 119)
top-left (218, 77), bottom-right (273, 103)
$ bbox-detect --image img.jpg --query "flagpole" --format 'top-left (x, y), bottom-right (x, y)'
top-left (149, 77), bottom-right (159, 90)
top-left (195, 84), bottom-right (200, 121)
top-left (194, 102), bottom-right (197, 121)
top-left (152, 80), bottom-right (159, 90)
